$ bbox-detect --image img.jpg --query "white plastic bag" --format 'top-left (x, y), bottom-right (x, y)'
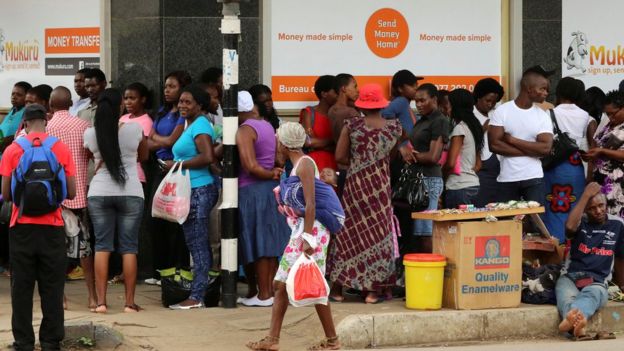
top-left (151, 162), bottom-right (191, 224)
top-left (286, 254), bottom-right (329, 307)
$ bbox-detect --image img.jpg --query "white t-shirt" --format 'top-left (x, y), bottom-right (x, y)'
top-left (489, 101), bottom-right (553, 182)
top-left (84, 122), bottom-right (144, 198)
top-left (474, 106), bottom-right (493, 161)
top-left (552, 104), bottom-right (590, 151)
top-left (446, 121), bottom-right (479, 190)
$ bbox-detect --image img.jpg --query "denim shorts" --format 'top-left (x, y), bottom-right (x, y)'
top-left (88, 196), bottom-right (144, 254)
top-left (413, 177), bottom-right (444, 236)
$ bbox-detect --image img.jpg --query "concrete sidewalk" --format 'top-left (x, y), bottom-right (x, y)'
top-left (0, 276), bottom-right (623, 350)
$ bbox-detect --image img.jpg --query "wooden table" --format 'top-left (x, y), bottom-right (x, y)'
top-left (412, 207), bottom-right (545, 221)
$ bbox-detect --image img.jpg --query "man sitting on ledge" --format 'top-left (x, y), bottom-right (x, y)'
top-left (557, 182), bottom-right (624, 340)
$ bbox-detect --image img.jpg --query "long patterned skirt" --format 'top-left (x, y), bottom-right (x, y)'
top-left (327, 159), bottom-right (395, 292)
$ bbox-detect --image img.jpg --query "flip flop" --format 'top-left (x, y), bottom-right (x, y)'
top-left (573, 334), bottom-right (593, 341)
top-left (594, 331), bottom-right (616, 340)
top-left (328, 295), bottom-right (344, 303)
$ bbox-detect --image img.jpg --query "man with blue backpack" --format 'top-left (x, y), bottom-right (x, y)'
top-left (0, 103), bottom-right (76, 351)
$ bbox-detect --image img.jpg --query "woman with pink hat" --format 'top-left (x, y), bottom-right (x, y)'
top-left (329, 83), bottom-right (402, 304)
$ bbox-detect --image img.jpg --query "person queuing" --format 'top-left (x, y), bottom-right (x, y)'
top-left (299, 75), bottom-right (339, 172)
top-left (585, 89), bottom-right (624, 218)
top-left (330, 83), bottom-right (402, 304)
top-left (249, 84), bottom-right (281, 131)
top-left (145, 71), bottom-right (192, 285)
top-left (46, 87), bottom-right (95, 311)
top-left (69, 68), bottom-right (91, 116)
top-left (543, 77), bottom-right (591, 242)
top-left (0, 82), bottom-right (31, 153)
top-left (1, 103), bottom-right (76, 351)
top-left (401, 83), bottom-right (449, 253)
top-left (443, 89), bottom-right (484, 209)
top-left (488, 65), bottom-right (554, 204)
top-left (78, 69), bottom-right (107, 126)
top-left (247, 122), bottom-right (340, 351)
top-left (166, 85), bottom-right (219, 310)
top-left (472, 78), bottom-right (505, 207)
top-left (236, 91), bottom-right (290, 307)
top-left (120, 82), bottom-right (153, 186)
top-left (85, 88), bottom-right (147, 313)
top-left (328, 73), bottom-right (360, 197)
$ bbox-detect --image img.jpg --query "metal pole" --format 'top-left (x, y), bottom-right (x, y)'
top-left (219, 0), bottom-right (241, 309)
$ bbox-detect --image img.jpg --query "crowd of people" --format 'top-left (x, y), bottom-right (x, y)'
top-left (2, 64), bottom-right (624, 350)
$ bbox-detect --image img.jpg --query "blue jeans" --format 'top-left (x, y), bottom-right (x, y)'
top-left (88, 196), bottom-right (144, 254)
top-left (445, 186), bottom-right (479, 209)
top-left (413, 177), bottom-right (444, 236)
top-left (498, 177), bottom-right (545, 204)
top-left (183, 184), bottom-right (218, 301)
top-left (556, 274), bottom-right (608, 322)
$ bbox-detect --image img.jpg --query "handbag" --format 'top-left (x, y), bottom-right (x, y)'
top-left (392, 164), bottom-right (430, 212)
top-left (541, 109), bottom-right (579, 170)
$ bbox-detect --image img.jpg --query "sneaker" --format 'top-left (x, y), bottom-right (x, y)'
top-left (169, 301), bottom-right (204, 310)
top-left (240, 295), bottom-right (274, 307)
top-left (67, 266), bottom-right (85, 280)
top-left (156, 280), bottom-right (162, 286)
top-left (144, 278), bottom-right (160, 285)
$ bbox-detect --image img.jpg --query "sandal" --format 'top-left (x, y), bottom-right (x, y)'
top-left (246, 336), bottom-right (279, 351)
top-left (108, 274), bottom-right (124, 285)
top-left (94, 303), bottom-right (107, 314)
top-left (594, 331), bottom-right (616, 340)
top-left (308, 336), bottom-right (340, 350)
top-left (124, 304), bottom-right (141, 313)
top-left (573, 334), bottom-right (593, 341)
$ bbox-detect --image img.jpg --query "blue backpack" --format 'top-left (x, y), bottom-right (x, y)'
top-left (11, 136), bottom-right (67, 217)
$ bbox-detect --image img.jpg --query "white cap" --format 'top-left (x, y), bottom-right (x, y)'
top-left (238, 91), bottom-right (254, 113)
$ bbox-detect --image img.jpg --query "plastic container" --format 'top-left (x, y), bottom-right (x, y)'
top-left (403, 253), bottom-right (446, 310)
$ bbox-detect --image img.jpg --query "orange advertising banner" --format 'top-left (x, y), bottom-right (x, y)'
top-left (45, 27), bottom-right (100, 54)
top-left (272, 75), bottom-right (500, 102)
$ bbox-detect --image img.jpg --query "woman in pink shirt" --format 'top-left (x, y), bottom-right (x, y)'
top-left (120, 82), bottom-right (153, 184)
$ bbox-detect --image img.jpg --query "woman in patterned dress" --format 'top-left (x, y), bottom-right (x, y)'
top-left (329, 84), bottom-right (402, 304)
top-left (247, 122), bottom-right (341, 351)
top-left (584, 89), bottom-right (624, 217)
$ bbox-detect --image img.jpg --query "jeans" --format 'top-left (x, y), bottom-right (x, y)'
top-left (498, 177), bottom-right (545, 205)
top-left (556, 273), bottom-right (608, 322)
top-left (88, 196), bottom-right (144, 254)
top-left (10, 224), bottom-right (66, 351)
top-left (183, 184), bottom-right (219, 301)
top-left (445, 186), bottom-right (479, 209)
top-left (413, 177), bottom-right (444, 236)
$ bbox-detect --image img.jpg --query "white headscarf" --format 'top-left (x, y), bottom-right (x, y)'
top-left (277, 122), bottom-right (307, 149)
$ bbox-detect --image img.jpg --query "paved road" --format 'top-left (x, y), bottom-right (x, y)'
top-left (362, 338), bottom-right (624, 350)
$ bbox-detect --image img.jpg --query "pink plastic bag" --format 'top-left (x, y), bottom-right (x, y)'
top-left (438, 151), bottom-right (461, 175)
top-left (151, 162), bottom-right (191, 224)
top-left (286, 254), bottom-right (329, 307)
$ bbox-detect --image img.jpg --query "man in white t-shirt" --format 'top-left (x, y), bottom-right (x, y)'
top-left (488, 65), bottom-right (554, 203)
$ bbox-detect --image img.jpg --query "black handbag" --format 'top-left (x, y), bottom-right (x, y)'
top-left (392, 164), bottom-right (429, 212)
top-left (541, 109), bottom-right (579, 170)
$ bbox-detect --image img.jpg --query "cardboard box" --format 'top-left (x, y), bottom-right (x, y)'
top-left (433, 220), bottom-right (522, 310)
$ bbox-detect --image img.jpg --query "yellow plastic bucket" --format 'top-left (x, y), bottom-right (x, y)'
top-left (403, 254), bottom-right (446, 310)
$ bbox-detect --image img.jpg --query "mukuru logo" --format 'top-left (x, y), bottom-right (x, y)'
top-left (0, 28), bottom-right (40, 71)
top-left (474, 236), bottom-right (510, 270)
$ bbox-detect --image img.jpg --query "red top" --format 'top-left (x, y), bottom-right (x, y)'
top-left (404, 253), bottom-right (446, 262)
top-left (300, 106), bottom-right (337, 171)
top-left (0, 132), bottom-right (76, 227)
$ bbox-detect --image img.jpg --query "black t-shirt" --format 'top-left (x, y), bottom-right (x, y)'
top-left (409, 109), bottom-right (450, 177)
top-left (566, 214), bottom-right (624, 283)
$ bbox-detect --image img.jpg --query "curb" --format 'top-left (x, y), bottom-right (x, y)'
top-left (336, 303), bottom-right (624, 349)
